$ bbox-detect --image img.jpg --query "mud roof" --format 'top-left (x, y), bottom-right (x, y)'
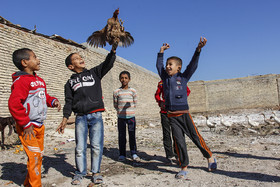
top-left (0, 16), bottom-right (86, 49)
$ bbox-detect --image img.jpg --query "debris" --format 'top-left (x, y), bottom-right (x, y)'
top-left (149, 123), bottom-right (156, 128)
top-left (5, 181), bottom-right (13, 185)
top-left (276, 163), bottom-right (280, 170)
top-left (67, 139), bottom-right (75, 142)
top-left (248, 128), bottom-right (258, 133)
top-left (216, 155), bottom-right (227, 158)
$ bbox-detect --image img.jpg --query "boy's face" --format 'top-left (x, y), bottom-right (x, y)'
top-left (119, 73), bottom-right (130, 87)
top-left (22, 51), bottom-right (40, 72)
top-left (68, 53), bottom-right (85, 73)
top-left (166, 59), bottom-right (181, 76)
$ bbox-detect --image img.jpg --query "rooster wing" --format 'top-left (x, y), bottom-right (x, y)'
top-left (119, 31), bottom-right (134, 47)
top-left (87, 27), bottom-right (107, 48)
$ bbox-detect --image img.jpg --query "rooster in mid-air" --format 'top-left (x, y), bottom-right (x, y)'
top-left (87, 8), bottom-right (134, 50)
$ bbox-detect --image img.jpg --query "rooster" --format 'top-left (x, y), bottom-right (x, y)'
top-left (87, 8), bottom-right (134, 50)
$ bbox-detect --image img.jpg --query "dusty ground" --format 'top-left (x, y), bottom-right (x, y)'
top-left (0, 117), bottom-right (280, 187)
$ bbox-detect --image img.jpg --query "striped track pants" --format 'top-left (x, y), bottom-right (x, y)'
top-left (168, 113), bottom-right (212, 167)
top-left (16, 124), bottom-right (45, 187)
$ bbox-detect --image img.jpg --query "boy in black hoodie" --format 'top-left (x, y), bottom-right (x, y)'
top-left (56, 45), bottom-right (116, 185)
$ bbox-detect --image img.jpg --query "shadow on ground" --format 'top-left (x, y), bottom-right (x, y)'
top-left (214, 151), bottom-right (280, 161)
top-left (0, 153), bottom-right (75, 186)
top-left (42, 153), bottom-right (75, 177)
top-left (102, 147), bottom-right (178, 176)
top-left (0, 162), bottom-right (26, 185)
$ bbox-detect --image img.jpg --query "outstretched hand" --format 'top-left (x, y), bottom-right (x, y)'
top-left (53, 100), bottom-right (61, 112)
top-left (160, 43), bottom-right (170, 53)
top-left (56, 117), bottom-right (68, 134)
top-left (111, 40), bottom-right (119, 53)
top-left (197, 37), bottom-right (207, 52)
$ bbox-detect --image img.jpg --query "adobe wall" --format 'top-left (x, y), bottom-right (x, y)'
top-left (1, 21), bottom-right (280, 124)
top-left (188, 74), bottom-right (280, 113)
top-left (0, 23), bottom-right (161, 123)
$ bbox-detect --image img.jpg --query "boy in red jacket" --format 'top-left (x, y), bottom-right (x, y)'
top-left (155, 80), bottom-right (190, 164)
top-left (8, 48), bottom-right (61, 187)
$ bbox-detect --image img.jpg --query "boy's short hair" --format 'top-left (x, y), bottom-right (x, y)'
top-left (12, 48), bottom-right (33, 70)
top-left (119, 70), bottom-right (131, 79)
top-left (167, 56), bottom-right (182, 67)
top-left (65, 53), bottom-right (76, 67)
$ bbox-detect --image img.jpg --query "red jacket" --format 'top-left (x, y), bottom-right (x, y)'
top-left (155, 80), bottom-right (190, 113)
top-left (8, 71), bottom-right (58, 129)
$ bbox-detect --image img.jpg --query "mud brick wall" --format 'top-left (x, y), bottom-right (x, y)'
top-left (188, 74), bottom-right (280, 113)
top-left (1, 22), bottom-right (280, 124)
top-left (0, 23), bottom-right (160, 124)
top-left (187, 80), bottom-right (207, 112)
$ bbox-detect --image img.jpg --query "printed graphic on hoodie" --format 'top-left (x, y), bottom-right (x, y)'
top-left (69, 74), bottom-right (95, 91)
top-left (24, 87), bottom-right (47, 122)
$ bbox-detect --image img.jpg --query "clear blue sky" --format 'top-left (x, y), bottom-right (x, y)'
top-left (1, 0), bottom-right (280, 81)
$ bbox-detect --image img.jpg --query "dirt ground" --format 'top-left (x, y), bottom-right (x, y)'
top-left (0, 116), bottom-right (280, 187)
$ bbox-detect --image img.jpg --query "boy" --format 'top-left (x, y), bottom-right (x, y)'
top-left (156, 37), bottom-right (217, 179)
top-left (56, 45), bottom-right (117, 185)
top-left (113, 71), bottom-right (139, 162)
top-left (155, 80), bottom-right (190, 164)
top-left (8, 48), bottom-right (61, 187)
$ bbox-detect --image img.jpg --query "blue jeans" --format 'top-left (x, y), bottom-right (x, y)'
top-left (74, 112), bottom-right (104, 176)
top-left (117, 117), bottom-right (137, 157)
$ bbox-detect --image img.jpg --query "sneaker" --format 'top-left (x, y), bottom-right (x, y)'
top-left (118, 155), bottom-right (126, 162)
top-left (132, 154), bottom-right (140, 162)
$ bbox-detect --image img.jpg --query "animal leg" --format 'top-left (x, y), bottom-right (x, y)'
top-left (8, 118), bottom-right (13, 136)
top-left (1, 130), bottom-right (4, 148)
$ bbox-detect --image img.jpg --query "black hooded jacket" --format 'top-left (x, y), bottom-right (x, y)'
top-left (63, 51), bottom-right (116, 119)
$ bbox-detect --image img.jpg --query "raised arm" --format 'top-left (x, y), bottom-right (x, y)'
top-left (156, 43), bottom-right (170, 79)
top-left (92, 50), bottom-right (116, 79)
top-left (159, 43), bottom-right (170, 53)
top-left (196, 37), bottom-right (207, 52)
top-left (182, 37), bottom-right (207, 82)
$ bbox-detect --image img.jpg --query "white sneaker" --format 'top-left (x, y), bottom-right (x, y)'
top-left (132, 154), bottom-right (140, 162)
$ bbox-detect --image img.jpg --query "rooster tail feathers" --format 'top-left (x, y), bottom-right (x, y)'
top-left (119, 32), bottom-right (134, 47)
top-left (87, 30), bottom-right (106, 48)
